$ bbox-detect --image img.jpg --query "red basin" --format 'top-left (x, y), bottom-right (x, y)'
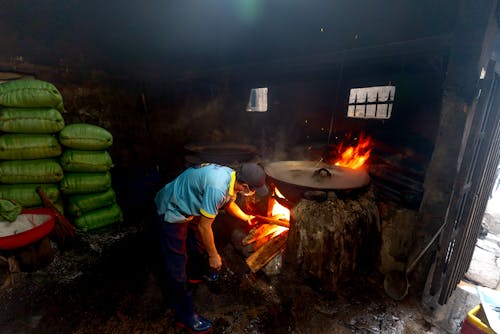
top-left (0, 208), bottom-right (56, 250)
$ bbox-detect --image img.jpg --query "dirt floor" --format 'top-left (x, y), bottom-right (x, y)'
top-left (0, 222), bottom-right (447, 334)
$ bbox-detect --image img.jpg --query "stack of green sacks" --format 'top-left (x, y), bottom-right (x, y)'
top-left (58, 123), bottom-right (123, 231)
top-left (0, 79), bottom-right (65, 212)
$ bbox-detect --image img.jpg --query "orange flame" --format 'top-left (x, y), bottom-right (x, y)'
top-left (274, 187), bottom-right (286, 199)
top-left (334, 134), bottom-right (372, 169)
top-left (260, 224), bottom-right (289, 238)
top-left (271, 187), bottom-right (290, 222)
top-left (271, 200), bottom-right (290, 222)
top-left (269, 225), bottom-right (289, 238)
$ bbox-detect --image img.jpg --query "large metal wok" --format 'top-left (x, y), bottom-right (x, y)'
top-left (264, 160), bottom-right (370, 203)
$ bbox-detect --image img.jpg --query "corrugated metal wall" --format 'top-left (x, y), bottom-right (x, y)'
top-left (429, 64), bottom-right (500, 304)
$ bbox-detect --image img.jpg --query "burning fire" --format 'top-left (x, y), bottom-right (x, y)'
top-left (266, 225), bottom-right (289, 238)
top-left (252, 186), bottom-right (290, 238)
top-left (271, 187), bottom-right (290, 221)
top-left (333, 133), bottom-right (372, 169)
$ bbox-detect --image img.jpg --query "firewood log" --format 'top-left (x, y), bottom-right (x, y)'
top-left (254, 215), bottom-right (290, 228)
top-left (246, 231), bottom-right (288, 273)
top-left (252, 234), bottom-right (274, 251)
top-left (242, 224), bottom-right (283, 246)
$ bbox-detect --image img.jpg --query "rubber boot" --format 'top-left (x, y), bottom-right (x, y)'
top-left (174, 291), bottom-right (212, 333)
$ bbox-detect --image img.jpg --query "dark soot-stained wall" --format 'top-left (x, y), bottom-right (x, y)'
top-left (147, 55), bottom-right (445, 171)
top-left (0, 0), bottom-right (459, 178)
top-left (19, 54), bottom-right (445, 179)
top-left (0, 55), bottom-right (447, 186)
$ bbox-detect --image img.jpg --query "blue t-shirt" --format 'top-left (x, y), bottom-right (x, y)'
top-left (155, 164), bottom-right (236, 223)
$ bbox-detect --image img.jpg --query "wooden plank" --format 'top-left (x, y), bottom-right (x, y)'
top-left (251, 234), bottom-right (274, 251)
top-left (242, 224), bottom-right (284, 246)
top-left (254, 215), bottom-right (290, 228)
top-left (242, 227), bottom-right (258, 246)
top-left (246, 232), bottom-right (288, 273)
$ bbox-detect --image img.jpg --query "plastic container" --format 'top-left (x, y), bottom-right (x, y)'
top-left (460, 304), bottom-right (496, 334)
top-left (0, 208), bottom-right (55, 250)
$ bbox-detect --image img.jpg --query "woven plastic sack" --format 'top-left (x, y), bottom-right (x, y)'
top-left (74, 203), bottom-right (123, 232)
top-left (66, 188), bottom-right (116, 217)
top-left (0, 184), bottom-right (59, 207)
top-left (60, 172), bottom-right (112, 195)
top-left (0, 199), bottom-right (22, 222)
top-left (59, 124), bottom-right (113, 150)
top-left (0, 107), bottom-right (65, 133)
top-left (0, 134), bottom-right (62, 160)
top-left (0, 79), bottom-right (64, 110)
top-left (60, 149), bottom-right (113, 172)
top-left (0, 159), bottom-right (63, 184)
top-left (47, 197), bottom-right (65, 215)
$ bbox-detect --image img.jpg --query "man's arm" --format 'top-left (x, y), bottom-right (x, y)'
top-left (225, 201), bottom-right (254, 224)
top-left (198, 215), bottom-right (222, 270)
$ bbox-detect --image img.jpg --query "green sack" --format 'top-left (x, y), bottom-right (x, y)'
top-left (54, 198), bottom-right (64, 215)
top-left (0, 134), bottom-right (62, 160)
top-left (0, 107), bottom-right (65, 133)
top-left (74, 203), bottom-right (123, 232)
top-left (0, 159), bottom-right (64, 184)
top-left (0, 199), bottom-right (22, 222)
top-left (60, 149), bottom-right (113, 172)
top-left (60, 172), bottom-right (112, 195)
top-left (59, 124), bottom-right (113, 150)
top-left (24, 200), bottom-right (64, 215)
top-left (0, 184), bottom-right (59, 207)
top-left (66, 188), bottom-right (116, 217)
top-left (0, 79), bottom-right (64, 110)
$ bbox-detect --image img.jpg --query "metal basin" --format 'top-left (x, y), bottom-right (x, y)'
top-left (264, 160), bottom-right (370, 202)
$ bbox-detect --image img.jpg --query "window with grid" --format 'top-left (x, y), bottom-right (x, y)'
top-left (347, 85), bottom-right (395, 119)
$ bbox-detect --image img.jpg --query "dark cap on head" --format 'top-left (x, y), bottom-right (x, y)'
top-left (238, 163), bottom-right (268, 196)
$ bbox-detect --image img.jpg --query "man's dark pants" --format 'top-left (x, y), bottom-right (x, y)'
top-left (156, 214), bottom-right (207, 319)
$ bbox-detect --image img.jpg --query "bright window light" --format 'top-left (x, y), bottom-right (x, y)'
top-left (347, 85), bottom-right (395, 119)
top-left (246, 87), bottom-right (268, 112)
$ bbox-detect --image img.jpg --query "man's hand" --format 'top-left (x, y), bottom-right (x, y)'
top-left (209, 254), bottom-right (222, 270)
top-left (225, 201), bottom-right (257, 225)
top-left (246, 215), bottom-right (256, 226)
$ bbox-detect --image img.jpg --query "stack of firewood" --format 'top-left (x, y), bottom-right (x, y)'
top-left (243, 215), bottom-right (289, 273)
